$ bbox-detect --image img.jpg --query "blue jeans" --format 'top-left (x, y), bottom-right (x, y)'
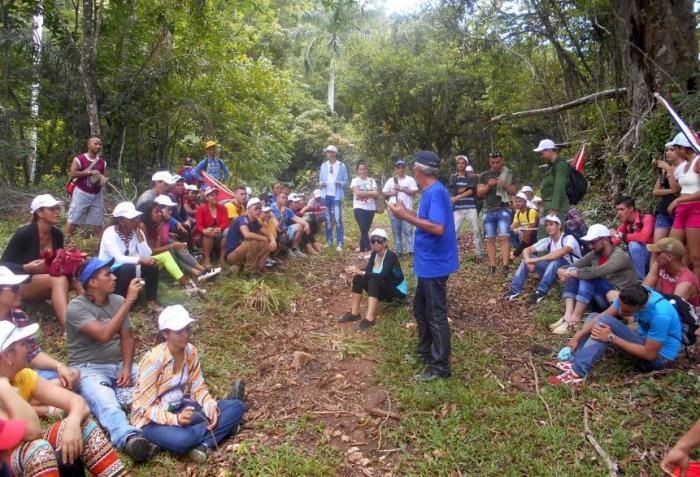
top-left (562, 277), bottom-right (615, 305)
top-left (75, 362), bottom-right (140, 449)
top-left (414, 277), bottom-right (451, 375)
top-left (482, 208), bottom-right (511, 239)
top-left (389, 213), bottom-right (414, 254)
top-left (509, 258), bottom-right (568, 295)
top-left (628, 241), bottom-right (651, 280)
top-left (572, 314), bottom-right (668, 377)
top-left (324, 196), bottom-right (344, 246)
top-left (142, 400), bottom-right (244, 454)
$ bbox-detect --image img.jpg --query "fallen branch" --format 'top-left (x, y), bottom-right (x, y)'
top-left (527, 356), bottom-right (553, 426)
top-left (491, 88), bottom-right (626, 122)
top-left (584, 405), bottom-right (619, 476)
top-left (368, 406), bottom-right (400, 420)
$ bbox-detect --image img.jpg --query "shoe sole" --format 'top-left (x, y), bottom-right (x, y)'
top-left (125, 438), bottom-right (153, 463)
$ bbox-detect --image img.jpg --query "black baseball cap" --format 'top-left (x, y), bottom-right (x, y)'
top-left (413, 151), bottom-right (440, 168)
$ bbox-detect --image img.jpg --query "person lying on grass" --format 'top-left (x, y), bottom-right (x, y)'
top-left (338, 228), bottom-right (408, 331)
top-left (130, 305), bottom-right (245, 464)
top-left (548, 283), bottom-right (681, 386)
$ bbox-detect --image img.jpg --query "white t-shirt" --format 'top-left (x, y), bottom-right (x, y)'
top-left (351, 177), bottom-right (377, 210)
top-left (382, 175), bottom-right (418, 211)
top-left (532, 234), bottom-right (582, 264)
top-left (325, 160), bottom-right (339, 197)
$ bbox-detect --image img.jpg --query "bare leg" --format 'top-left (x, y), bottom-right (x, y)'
top-left (313, 242), bottom-right (323, 253)
top-left (292, 228), bottom-right (303, 249)
top-left (351, 293), bottom-right (362, 316)
top-left (686, 228), bottom-right (700, 281)
top-left (486, 238), bottom-right (497, 267)
top-left (20, 275), bottom-right (69, 328)
top-left (562, 297), bottom-right (575, 321)
top-left (498, 236), bottom-right (510, 266)
top-left (365, 296), bottom-right (379, 322)
top-left (202, 237), bottom-right (213, 266)
top-left (568, 300), bottom-right (588, 324)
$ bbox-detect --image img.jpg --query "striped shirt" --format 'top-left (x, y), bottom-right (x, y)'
top-left (130, 343), bottom-right (218, 428)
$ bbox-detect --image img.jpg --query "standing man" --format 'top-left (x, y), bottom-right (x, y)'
top-left (388, 151), bottom-right (458, 382)
top-left (477, 151), bottom-right (519, 274)
top-left (383, 159), bottom-right (419, 257)
top-left (318, 145), bottom-right (348, 252)
top-left (191, 141), bottom-right (231, 184)
top-left (449, 155), bottom-right (483, 258)
top-left (534, 139), bottom-right (570, 235)
top-left (65, 136), bottom-right (107, 238)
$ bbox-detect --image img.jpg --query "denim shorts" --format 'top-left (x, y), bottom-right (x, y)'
top-left (654, 213), bottom-right (674, 230)
top-left (482, 208), bottom-right (512, 238)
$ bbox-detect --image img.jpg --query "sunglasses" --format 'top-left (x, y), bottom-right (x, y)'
top-left (0, 285), bottom-right (20, 293)
top-left (370, 237), bottom-right (387, 244)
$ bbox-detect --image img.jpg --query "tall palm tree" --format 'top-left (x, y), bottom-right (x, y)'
top-left (292, 0), bottom-right (366, 114)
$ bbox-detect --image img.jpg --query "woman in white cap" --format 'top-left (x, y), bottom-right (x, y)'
top-left (98, 201), bottom-right (160, 311)
top-left (666, 132), bottom-right (700, 280)
top-left (131, 305), bottom-right (245, 464)
top-left (0, 194), bottom-right (75, 328)
top-left (0, 321), bottom-right (128, 475)
top-left (338, 228), bottom-right (408, 330)
top-left (137, 200), bottom-right (207, 296)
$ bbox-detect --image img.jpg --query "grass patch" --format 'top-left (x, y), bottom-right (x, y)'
top-left (235, 441), bottom-right (340, 476)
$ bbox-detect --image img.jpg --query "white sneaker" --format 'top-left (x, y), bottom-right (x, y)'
top-left (287, 249), bottom-right (298, 259)
top-left (197, 267), bottom-right (221, 282)
top-left (293, 249), bottom-right (308, 258)
top-left (185, 280), bottom-right (206, 297)
top-left (336, 245), bottom-right (343, 253)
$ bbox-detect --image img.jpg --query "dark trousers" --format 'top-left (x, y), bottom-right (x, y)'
top-left (114, 263), bottom-right (159, 301)
top-left (353, 209), bottom-right (376, 252)
top-left (352, 274), bottom-right (405, 302)
top-left (414, 277), bottom-right (451, 375)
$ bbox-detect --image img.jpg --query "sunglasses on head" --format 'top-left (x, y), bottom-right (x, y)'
top-left (0, 285), bottom-right (20, 293)
top-left (370, 237), bottom-right (387, 244)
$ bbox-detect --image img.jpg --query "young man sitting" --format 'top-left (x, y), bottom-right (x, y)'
top-left (270, 192), bottom-right (310, 259)
top-left (548, 283), bottom-right (681, 386)
top-left (610, 195), bottom-right (655, 280)
top-left (510, 191), bottom-right (538, 257)
top-left (506, 215), bottom-right (581, 305)
top-left (225, 198), bottom-right (275, 276)
top-left (643, 237), bottom-right (699, 306)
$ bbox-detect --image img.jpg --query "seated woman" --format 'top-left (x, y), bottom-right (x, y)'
top-left (98, 201), bottom-right (161, 312)
top-left (131, 305), bottom-right (245, 464)
top-left (137, 199), bottom-right (206, 296)
top-left (0, 266), bottom-right (80, 416)
top-left (338, 228), bottom-right (408, 330)
top-left (0, 194), bottom-right (77, 329)
top-left (194, 187), bottom-right (230, 268)
top-left (0, 321), bottom-right (127, 476)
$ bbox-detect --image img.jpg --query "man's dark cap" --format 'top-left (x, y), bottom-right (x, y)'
top-left (414, 151), bottom-right (440, 168)
top-left (488, 151), bottom-right (503, 158)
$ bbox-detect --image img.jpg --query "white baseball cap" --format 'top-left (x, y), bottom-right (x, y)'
top-left (665, 132), bottom-right (693, 149)
top-left (313, 189), bottom-right (322, 198)
top-left (533, 139), bottom-right (557, 152)
top-left (520, 186), bottom-right (534, 193)
top-left (245, 187), bottom-right (252, 196)
top-left (151, 171), bottom-right (176, 184)
top-left (262, 206), bottom-right (272, 212)
top-left (112, 202), bottom-right (142, 219)
top-left (158, 305), bottom-right (195, 331)
top-left (247, 197), bottom-right (261, 209)
top-left (533, 196), bottom-right (543, 203)
top-left (30, 194), bottom-right (63, 214)
top-left (185, 184), bottom-right (198, 191)
top-left (290, 193), bottom-right (302, 202)
top-left (154, 195), bottom-right (177, 207)
top-left (466, 166), bottom-right (474, 172)
top-left (580, 224), bottom-right (611, 242)
top-left (0, 321), bottom-right (39, 353)
top-left (324, 145), bottom-right (338, 153)
top-left (455, 155), bottom-right (469, 164)
top-left (369, 228), bottom-right (389, 240)
top-left (543, 214), bottom-right (561, 225)
top-left (515, 192), bottom-right (528, 201)
top-left (0, 266), bottom-right (30, 286)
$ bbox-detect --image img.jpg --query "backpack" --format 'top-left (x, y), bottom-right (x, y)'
top-left (547, 234), bottom-right (581, 263)
top-left (658, 292), bottom-right (699, 347)
top-left (566, 166), bottom-right (588, 205)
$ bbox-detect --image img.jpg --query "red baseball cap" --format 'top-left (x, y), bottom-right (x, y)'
top-left (0, 419), bottom-right (26, 450)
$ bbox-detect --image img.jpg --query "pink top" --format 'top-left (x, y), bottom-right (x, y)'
top-left (656, 267), bottom-right (700, 306)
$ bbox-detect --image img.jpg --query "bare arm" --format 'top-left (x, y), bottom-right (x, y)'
top-left (0, 378), bottom-right (42, 440)
top-left (78, 280), bottom-right (140, 343)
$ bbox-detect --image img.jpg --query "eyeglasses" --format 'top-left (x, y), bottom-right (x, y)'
top-left (0, 285), bottom-right (20, 293)
top-left (370, 237), bottom-right (387, 245)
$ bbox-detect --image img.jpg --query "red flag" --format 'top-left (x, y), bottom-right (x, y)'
top-left (571, 144), bottom-right (586, 172)
top-left (654, 93), bottom-right (700, 153)
top-left (201, 171), bottom-right (235, 201)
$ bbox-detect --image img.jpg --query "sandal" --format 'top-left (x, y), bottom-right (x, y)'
top-left (549, 316), bottom-right (566, 329)
top-left (552, 320), bottom-right (578, 336)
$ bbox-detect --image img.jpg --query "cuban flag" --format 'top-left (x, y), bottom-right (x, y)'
top-left (654, 93), bottom-right (700, 153)
top-left (571, 144), bottom-right (586, 173)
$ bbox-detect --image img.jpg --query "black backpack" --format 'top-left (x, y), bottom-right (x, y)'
top-left (566, 166), bottom-right (588, 205)
top-left (658, 292), bottom-right (699, 347)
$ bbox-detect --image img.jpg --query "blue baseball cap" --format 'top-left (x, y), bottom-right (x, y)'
top-left (79, 257), bottom-right (115, 287)
top-left (413, 151), bottom-right (440, 168)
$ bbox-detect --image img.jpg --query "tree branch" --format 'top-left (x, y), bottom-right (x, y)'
top-left (490, 88), bottom-right (626, 122)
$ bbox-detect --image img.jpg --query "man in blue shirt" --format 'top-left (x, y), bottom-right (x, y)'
top-left (548, 283), bottom-right (682, 386)
top-left (388, 151), bottom-right (458, 382)
top-left (191, 141), bottom-right (231, 183)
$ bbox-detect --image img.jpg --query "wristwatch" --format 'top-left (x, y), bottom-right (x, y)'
top-left (607, 334), bottom-right (616, 343)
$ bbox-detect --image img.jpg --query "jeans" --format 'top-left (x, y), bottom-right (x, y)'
top-left (114, 263), bottom-right (159, 301)
top-left (324, 196), bottom-right (344, 246)
top-left (453, 208), bottom-right (483, 254)
top-left (142, 400), bottom-right (244, 454)
top-left (571, 314), bottom-right (669, 377)
top-left (353, 209), bottom-right (375, 252)
top-left (628, 241), bottom-right (651, 280)
top-left (414, 277), bottom-right (451, 375)
top-left (75, 362), bottom-right (140, 449)
top-left (482, 208), bottom-right (511, 238)
top-left (562, 277), bottom-right (615, 305)
top-left (389, 214), bottom-right (414, 254)
top-left (509, 258), bottom-right (568, 295)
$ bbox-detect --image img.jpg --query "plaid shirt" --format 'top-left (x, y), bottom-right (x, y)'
top-left (130, 342), bottom-right (218, 428)
top-left (3, 309), bottom-right (40, 361)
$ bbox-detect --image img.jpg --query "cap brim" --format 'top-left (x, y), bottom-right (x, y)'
top-left (2, 323), bottom-right (39, 352)
top-left (0, 419), bottom-right (26, 450)
top-left (533, 147), bottom-right (545, 152)
top-left (160, 317), bottom-right (196, 331)
top-left (81, 258), bottom-right (115, 286)
top-left (646, 244), bottom-right (660, 253)
top-left (0, 273), bottom-right (31, 286)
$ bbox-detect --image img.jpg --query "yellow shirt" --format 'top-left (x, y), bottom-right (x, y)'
top-left (512, 208), bottom-right (538, 229)
top-left (261, 217), bottom-right (278, 239)
top-left (224, 202), bottom-right (243, 220)
top-left (12, 368), bottom-right (38, 401)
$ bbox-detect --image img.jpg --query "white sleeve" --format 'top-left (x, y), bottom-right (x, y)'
top-left (407, 177), bottom-right (418, 191)
top-left (562, 235), bottom-right (577, 251)
top-left (350, 177), bottom-right (359, 188)
top-left (382, 179), bottom-right (393, 193)
top-left (533, 238), bottom-right (550, 254)
top-left (135, 236), bottom-right (153, 257)
top-left (100, 228), bottom-right (140, 265)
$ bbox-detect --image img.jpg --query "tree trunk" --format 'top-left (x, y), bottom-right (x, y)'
top-left (327, 58), bottom-right (335, 114)
top-left (80, 0), bottom-right (103, 137)
top-left (28, 1), bottom-right (44, 184)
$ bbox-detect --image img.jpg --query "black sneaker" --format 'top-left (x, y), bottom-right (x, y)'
top-left (358, 319), bottom-right (375, 331)
top-left (525, 291), bottom-right (546, 305)
top-left (489, 266), bottom-right (497, 274)
top-left (413, 368), bottom-right (451, 382)
top-left (505, 292), bottom-right (520, 301)
top-left (224, 379), bottom-right (246, 401)
top-left (124, 435), bottom-right (159, 463)
top-left (502, 265), bottom-right (511, 275)
top-left (337, 312), bottom-right (360, 323)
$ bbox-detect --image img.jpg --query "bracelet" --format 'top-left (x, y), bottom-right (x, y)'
top-left (125, 298), bottom-right (137, 303)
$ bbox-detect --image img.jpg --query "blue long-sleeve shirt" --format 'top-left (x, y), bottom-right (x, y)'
top-left (191, 156), bottom-right (231, 182)
top-left (318, 161), bottom-right (348, 200)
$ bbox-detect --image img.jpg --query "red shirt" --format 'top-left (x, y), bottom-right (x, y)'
top-left (656, 267), bottom-right (700, 306)
top-left (194, 204), bottom-right (229, 236)
top-left (612, 211), bottom-right (655, 245)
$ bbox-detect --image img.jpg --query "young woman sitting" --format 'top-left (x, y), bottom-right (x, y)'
top-left (338, 228), bottom-right (408, 330)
